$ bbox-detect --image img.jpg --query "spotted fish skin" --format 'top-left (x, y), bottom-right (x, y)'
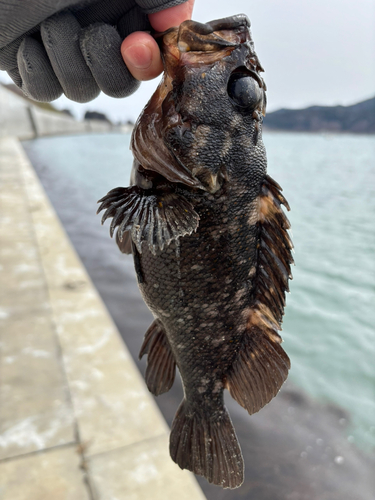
top-left (139, 159), bottom-right (264, 394)
top-left (98, 14), bottom-right (293, 489)
top-left (141, 182), bottom-right (259, 403)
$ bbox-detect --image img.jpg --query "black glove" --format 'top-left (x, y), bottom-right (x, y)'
top-left (0, 0), bottom-right (186, 102)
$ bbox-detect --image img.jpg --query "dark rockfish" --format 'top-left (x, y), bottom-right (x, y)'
top-left (98, 15), bottom-right (293, 489)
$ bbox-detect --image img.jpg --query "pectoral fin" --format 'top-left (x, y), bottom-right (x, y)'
top-left (115, 230), bottom-right (132, 254)
top-left (97, 186), bottom-right (199, 255)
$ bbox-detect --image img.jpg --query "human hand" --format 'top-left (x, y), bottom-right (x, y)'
top-left (0, 0), bottom-right (194, 103)
top-left (121, 0), bottom-right (194, 81)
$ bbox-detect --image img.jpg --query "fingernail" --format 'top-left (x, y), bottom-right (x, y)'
top-left (123, 44), bottom-right (152, 70)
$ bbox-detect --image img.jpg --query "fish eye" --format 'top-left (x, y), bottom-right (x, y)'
top-left (227, 73), bottom-right (262, 109)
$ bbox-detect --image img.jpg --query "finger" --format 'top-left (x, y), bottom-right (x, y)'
top-left (80, 23), bottom-right (140, 98)
top-left (7, 68), bottom-right (23, 88)
top-left (0, 25), bottom-right (39, 72)
top-left (0, 38), bottom-right (24, 71)
top-left (0, 0), bottom-right (79, 47)
top-left (17, 36), bottom-right (63, 101)
top-left (148, 0), bottom-right (195, 32)
top-left (117, 5), bottom-right (151, 40)
top-left (0, 37), bottom-right (23, 86)
top-left (121, 32), bottom-right (163, 82)
top-left (41, 11), bottom-right (100, 103)
top-left (75, 0), bottom-right (136, 26)
top-left (0, 27), bottom-right (45, 93)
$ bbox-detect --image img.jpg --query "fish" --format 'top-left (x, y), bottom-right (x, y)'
top-left (97, 14), bottom-right (293, 489)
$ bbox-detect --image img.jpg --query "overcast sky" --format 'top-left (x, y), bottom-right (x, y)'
top-left (1, 0), bottom-right (374, 122)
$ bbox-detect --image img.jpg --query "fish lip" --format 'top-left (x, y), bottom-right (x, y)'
top-left (177, 23), bottom-right (236, 52)
top-left (206, 14), bottom-right (251, 31)
top-left (174, 15), bottom-right (251, 54)
top-left (178, 15), bottom-right (251, 38)
top-left (154, 14), bottom-right (250, 40)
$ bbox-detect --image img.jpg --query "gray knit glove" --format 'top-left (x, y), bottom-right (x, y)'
top-left (0, 0), bottom-right (186, 102)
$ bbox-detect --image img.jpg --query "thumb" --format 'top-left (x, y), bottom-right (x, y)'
top-left (148, 0), bottom-right (195, 32)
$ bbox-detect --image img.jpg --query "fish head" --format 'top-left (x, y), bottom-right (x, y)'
top-left (131, 15), bottom-right (267, 193)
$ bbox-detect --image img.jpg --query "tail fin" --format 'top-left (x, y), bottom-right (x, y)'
top-left (169, 400), bottom-right (244, 489)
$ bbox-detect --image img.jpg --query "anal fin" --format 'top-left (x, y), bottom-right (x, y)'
top-left (225, 326), bottom-right (290, 415)
top-left (139, 319), bottom-right (176, 396)
top-left (97, 185), bottom-right (199, 254)
top-left (170, 400), bottom-right (244, 489)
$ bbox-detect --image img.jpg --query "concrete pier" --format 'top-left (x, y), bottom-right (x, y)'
top-left (0, 84), bottom-right (131, 140)
top-left (0, 136), bottom-right (206, 499)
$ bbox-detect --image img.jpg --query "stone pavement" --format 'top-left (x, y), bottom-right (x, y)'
top-left (0, 136), bottom-right (206, 500)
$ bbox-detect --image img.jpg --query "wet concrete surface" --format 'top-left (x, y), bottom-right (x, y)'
top-left (25, 145), bottom-right (375, 500)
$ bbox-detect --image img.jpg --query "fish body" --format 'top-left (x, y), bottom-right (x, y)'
top-left (98, 15), bottom-right (293, 489)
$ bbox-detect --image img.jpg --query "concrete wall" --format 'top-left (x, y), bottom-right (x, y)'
top-left (0, 136), bottom-right (206, 500)
top-left (0, 84), bottom-right (35, 139)
top-left (0, 85), bottom-right (116, 139)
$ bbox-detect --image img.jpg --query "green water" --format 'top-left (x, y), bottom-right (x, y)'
top-left (264, 132), bottom-right (375, 451)
top-left (23, 131), bottom-right (375, 452)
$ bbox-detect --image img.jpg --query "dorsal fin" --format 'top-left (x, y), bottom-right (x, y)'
top-left (226, 175), bottom-right (293, 414)
top-left (250, 174), bottom-right (294, 334)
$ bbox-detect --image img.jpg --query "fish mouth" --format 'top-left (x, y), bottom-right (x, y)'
top-left (156, 14), bottom-right (251, 57)
top-left (176, 15), bottom-right (250, 52)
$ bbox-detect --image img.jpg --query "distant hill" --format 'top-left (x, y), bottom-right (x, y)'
top-left (84, 110), bottom-right (111, 123)
top-left (264, 97), bottom-right (375, 134)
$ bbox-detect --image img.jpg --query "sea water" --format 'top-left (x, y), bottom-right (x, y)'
top-left (23, 131), bottom-right (375, 452)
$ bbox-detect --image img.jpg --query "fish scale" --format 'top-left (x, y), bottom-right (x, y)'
top-left (140, 184), bottom-right (252, 372)
top-left (98, 14), bottom-right (293, 489)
